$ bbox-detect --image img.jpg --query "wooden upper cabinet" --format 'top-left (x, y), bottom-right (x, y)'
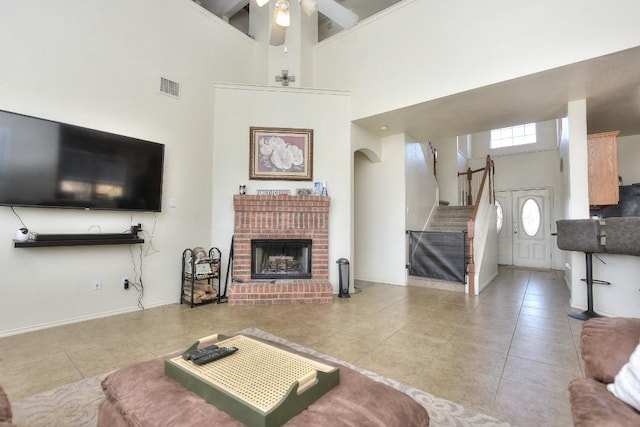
top-left (587, 131), bottom-right (619, 206)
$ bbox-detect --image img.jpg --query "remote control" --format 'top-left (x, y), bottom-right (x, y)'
top-left (182, 344), bottom-right (219, 360)
top-left (192, 346), bottom-right (238, 365)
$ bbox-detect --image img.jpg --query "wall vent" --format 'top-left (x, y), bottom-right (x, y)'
top-left (160, 77), bottom-right (180, 98)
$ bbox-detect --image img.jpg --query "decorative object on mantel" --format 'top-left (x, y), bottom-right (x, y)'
top-left (238, 185), bottom-right (246, 195)
top-left (296, 188), bottom-right (313, 196)
top-left (275, 70), bottom-right (295, 86)
top-left (249, 127), bottom-right (313, 181)
top-left (256, 189), bottom-right (291, 196)
top-left (313, 181), bottom-right (322, 195)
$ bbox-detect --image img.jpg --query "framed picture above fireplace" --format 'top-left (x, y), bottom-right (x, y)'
top-left (249, 127), bottom-right (313, 181)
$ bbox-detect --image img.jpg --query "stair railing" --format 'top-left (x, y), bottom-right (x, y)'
top-left (466, 155), bottom-right (495, 294)
top-left (458, 159), bottom-right (494, 206)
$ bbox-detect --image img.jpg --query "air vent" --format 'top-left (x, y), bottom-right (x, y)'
top-left (160, 77), bottom-right (180, 98)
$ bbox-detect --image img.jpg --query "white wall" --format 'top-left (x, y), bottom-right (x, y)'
top-left (477, 207), bottom-right (498, 292)
top-left (405, 141), bottom-right (438, 231)
top-left (618, 134), bottom-right (640, 185)
top-left (0, 0), bottom-right (257, 336)
top-left (565, 100), bottom-right (590, 311)
top-left (433, 137), bottom-right (459, 206)
top-left (354, 134), bottom-right (407, 285)
top-left (314, 0), bottom-right (640, 120)
top-left (210, 84), bottom-right (352, 291)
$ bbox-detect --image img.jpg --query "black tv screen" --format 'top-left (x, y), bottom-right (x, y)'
top-left (0, 109), bottom-right (164, 211)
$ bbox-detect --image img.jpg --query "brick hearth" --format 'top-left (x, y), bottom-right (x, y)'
top-left (230, 195), bottom-right (333, 305)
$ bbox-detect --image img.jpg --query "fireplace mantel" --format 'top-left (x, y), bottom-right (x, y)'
top-left (230, 195), bottom-right (333, 305)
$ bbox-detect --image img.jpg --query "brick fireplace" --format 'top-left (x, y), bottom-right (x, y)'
top-left (229, 195), bottom-right (333, 305)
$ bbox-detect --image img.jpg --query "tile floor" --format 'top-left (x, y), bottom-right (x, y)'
top-left (0, 267), bottom-right (582, 426)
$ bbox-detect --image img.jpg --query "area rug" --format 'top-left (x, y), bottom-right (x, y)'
top-left (12, 328), bottom-right (510, 426)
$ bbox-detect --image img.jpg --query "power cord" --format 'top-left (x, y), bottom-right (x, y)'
top-left (126, 212), bottom-right (160, 310)
top-left (128, 244), bottom-right (146, 309)
top-left (11, 207), bottom-right (28, 229)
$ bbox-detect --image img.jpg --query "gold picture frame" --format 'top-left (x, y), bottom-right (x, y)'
top-left (249, 127), bottom-right (313, 181)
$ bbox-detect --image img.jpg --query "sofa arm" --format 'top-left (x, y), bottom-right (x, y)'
top-left (0, 386), bottom-right (12, 425)
top-left (582, 317), bottom-right (640, 383)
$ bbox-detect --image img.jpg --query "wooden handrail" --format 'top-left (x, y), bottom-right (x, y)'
top-left (458, 159), bottom-right (495, 206)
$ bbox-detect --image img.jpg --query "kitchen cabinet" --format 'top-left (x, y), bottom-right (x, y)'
top-left (588, 131), bottom-right (619, 206)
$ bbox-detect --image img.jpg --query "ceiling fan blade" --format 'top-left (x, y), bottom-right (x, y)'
top-left (270, 22), bottom-right (287, 45)
top-left (317, 0), bottom-right (358, 29)
top-left (269, 0), bottom-right (289, 46)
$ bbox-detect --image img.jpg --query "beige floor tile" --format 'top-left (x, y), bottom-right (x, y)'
top-left (382, 327), bottom-right (450, 356)
top-left (519, 305), bottom-right (569, 322)
top-left (509, 336), bottom-right (581, 372)
top-left (417, 358), bottom-right (501, 412)
top-left (1, 267), bottom-right (580, 427)
top-left (67, 337), bottom-right (157, 377)
top-left (355, 343), bottom-right (434, 388)
top-left (434, 339), bottom-right (509, 379)
top-left (502, 355), bottom-right (581, 396)
top-left (517, 313), bottom-right (573, 335)
top-left (310, 331), bottom-right (384, 364)
top-left (0, 353), bottom-right (83, 400)
top-left (397, 320), bottom-right (459, 344)
top-left (492, 378), bottom-right (573, 427)
top-left (448, 326), bottom-right (513, 354)
top-left (513, 323), bottom-right (574, 347)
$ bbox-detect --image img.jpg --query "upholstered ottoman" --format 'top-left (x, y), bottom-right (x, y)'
top-left (98, 337), bottom-right (429, 426)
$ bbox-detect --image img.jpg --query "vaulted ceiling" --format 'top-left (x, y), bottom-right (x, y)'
top-left (197, 0), bottom-right (401, 40)
top-left (197, 0), bottom-right (640, 140)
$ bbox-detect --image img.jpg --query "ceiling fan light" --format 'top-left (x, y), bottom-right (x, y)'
top-left (299, 0), bottom-right (318, 16)
top-left (275, 10), bottom-right (290, 27)
top-left (275, 0), bottom-right (290, 27)
top-left (256, 0), bottom-right (270, 7)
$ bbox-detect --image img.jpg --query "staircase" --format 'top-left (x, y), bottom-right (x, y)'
top-left (427, 206), bottom-right (474, 232)
top-left (407, 206), bottom-right (473, 292)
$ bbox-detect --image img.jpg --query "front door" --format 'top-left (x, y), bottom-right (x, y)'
top-left (496, 189), bottom-right (552, 269)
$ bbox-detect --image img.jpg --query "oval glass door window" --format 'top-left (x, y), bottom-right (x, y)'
top-left (521, 198), bottom-right (541, 236)
top-left (496, 200), bottom-right (504, 233)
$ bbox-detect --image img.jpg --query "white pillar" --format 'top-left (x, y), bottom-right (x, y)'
top-left (566, 99), bottom-right (589, 311)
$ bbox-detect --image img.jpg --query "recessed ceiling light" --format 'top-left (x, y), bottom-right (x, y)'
top-left (379, 125), bottom-right (389, 131)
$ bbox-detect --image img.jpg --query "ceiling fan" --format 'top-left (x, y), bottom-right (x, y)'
top-left (256, 0), bottom-right (359, 46)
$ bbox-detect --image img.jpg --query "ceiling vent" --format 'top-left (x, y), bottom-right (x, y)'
top-left (160, 77), bottom-right (180, 98)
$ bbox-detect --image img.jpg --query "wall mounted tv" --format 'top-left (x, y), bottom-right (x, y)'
top-left (0, 109), bottom-right (164, 212)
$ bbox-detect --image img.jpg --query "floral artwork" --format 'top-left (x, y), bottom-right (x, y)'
top-left (249, 127), bottom-right (313, 181)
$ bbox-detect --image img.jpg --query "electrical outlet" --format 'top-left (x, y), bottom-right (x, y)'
top-left (93, 278), bottom-right (102, 290)
top-left (122, 277), bottom-right (130, 290)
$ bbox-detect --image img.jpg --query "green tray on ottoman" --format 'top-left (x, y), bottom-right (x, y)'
top-left (164, 334), bottom-right (340, 427)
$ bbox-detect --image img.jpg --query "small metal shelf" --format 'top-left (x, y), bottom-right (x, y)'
top-left (181, 247), bottom-right (223, 308)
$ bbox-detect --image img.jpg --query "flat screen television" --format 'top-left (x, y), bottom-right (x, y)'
top-left (0, 109), bottom-right (164, 212)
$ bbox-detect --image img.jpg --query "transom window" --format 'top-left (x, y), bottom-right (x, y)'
top-left (490, 123), bottom-right (537, 149)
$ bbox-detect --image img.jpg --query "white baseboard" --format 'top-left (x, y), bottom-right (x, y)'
top-left (0, 298), bottom-right (178, 338)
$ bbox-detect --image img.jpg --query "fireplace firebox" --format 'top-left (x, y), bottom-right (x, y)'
top-left (251, 239), bottom-right (312, 280)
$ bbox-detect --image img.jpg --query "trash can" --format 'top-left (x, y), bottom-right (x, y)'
top-left (336, 258), bottom-right (350, 298)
